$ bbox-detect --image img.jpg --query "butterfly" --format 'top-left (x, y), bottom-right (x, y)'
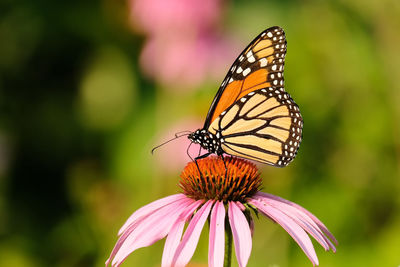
top-left (188, 26), bottom-right (303, 167)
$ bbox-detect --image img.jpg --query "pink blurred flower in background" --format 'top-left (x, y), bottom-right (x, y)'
top-left (152, 118), bottom-right (204, 172)
top-left (129, 0), bottom-right (240, 90)
top-left (107, 157), bottom-right (337, 266)
top-left (131, 0), bottom-right (221, 34)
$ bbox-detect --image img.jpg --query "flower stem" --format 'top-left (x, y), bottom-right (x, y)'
top-left (224, 222), bottom-right (233, 267)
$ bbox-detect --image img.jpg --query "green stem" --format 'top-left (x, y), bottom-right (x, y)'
top-left (224, 222), bottom-right (233, 267)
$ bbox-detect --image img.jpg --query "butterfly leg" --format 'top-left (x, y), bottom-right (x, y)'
top-left (194, 152), bottom-right (212, 162)
top-left (194, 152), bottom-right (212, 178)
top-left (186, 141), bottom-right (194, 162)
top-left (219, 154), bottom-right (228, 175)
top-left (187, 142), bottom-right (208, 177)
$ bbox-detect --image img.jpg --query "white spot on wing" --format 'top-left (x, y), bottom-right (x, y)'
top-left (259, 58), bottom-right (268, 67)
top-left (248, 55), bottom-right (256, 63)
top-left (243, 67), bottom-right (251, 76)
top-left (246, 51), bottom-right (256, 63)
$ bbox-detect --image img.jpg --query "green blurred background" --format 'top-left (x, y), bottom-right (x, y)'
top-left (1, 0), bottom-right (399, 266)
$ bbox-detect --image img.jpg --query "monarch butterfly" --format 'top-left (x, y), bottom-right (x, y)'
top-left (188, 26), bottom-right (303, 167)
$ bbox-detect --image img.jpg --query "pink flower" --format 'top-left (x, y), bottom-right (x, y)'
top-left (130, 0), bottom-right (221, 35)
top-left (129, 0), bottom-right (240, 90)
top-left (139, 33), bottom-right (238, 90)
top-left (106, 157), bottom-right (337, 266)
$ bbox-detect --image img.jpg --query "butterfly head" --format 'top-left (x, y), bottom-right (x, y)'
top-left (188, 129), bottom-right (221, 154)
top-left (188, 130), bottom-right (199, 143)
top-left (188, 129), bottom-right (207, 145)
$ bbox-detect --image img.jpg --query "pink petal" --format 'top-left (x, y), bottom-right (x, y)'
top-left (106, 197), bottom-right (192, 266)
top-left (228, 201), bottom-right (252, 267)
top-left (208, 201), bottom-right (225, 267)
top-left (255, 192), bottom-right (338, 245)
top-left (259, 196), bottom-right (334, 251)
top-left (172, 200), bottom-right (214, 267)
top-left (118, 194), bottom-right (186, 235)
top-left (110, 198), bottom-right (195, 266)
top-left (162, 200), bottom-right (204, 267)
top-left (253, 192), bottom-right (337, 250)
top-left (250, 199), bottom-right (319, 266)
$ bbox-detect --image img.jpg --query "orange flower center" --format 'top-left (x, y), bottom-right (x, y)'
top-left (179, 156), bottom-right (262, 202)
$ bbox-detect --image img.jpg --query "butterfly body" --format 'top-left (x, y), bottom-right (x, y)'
top-left (188, 26), bottom-right (303, 167)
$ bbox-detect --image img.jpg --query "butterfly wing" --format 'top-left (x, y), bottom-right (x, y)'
top-left (205, 26), bottom-right (303, 166)
top-left (208, 87), bottom-right (303, 166)
top-left (203, 26), bottom-right (287, 129)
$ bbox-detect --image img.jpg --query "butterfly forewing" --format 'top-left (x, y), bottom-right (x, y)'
top-left (203, 26), bottom-right (303, 166)
top-left (204, 26), bottom-right (287, 129)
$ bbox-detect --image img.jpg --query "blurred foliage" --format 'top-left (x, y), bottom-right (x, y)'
top-left (1, 0), bottom-right (400, 266)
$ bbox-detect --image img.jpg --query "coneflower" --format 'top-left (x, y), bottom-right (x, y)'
top-left (106, 156), bottom-right (337, 267)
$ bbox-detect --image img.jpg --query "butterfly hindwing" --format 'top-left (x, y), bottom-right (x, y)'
top-left (207, 87), bottom-right (303, 167)
top-left (204, 26), bottom-right (287, 129)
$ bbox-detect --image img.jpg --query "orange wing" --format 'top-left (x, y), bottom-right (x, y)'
top-left (204, 26), bottom-right (287, 128)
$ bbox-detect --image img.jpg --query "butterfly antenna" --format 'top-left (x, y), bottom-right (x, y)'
top-left (151, 132), bottom-right (191, 154)
top-left (174, 130), bottom-right (192, 138)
